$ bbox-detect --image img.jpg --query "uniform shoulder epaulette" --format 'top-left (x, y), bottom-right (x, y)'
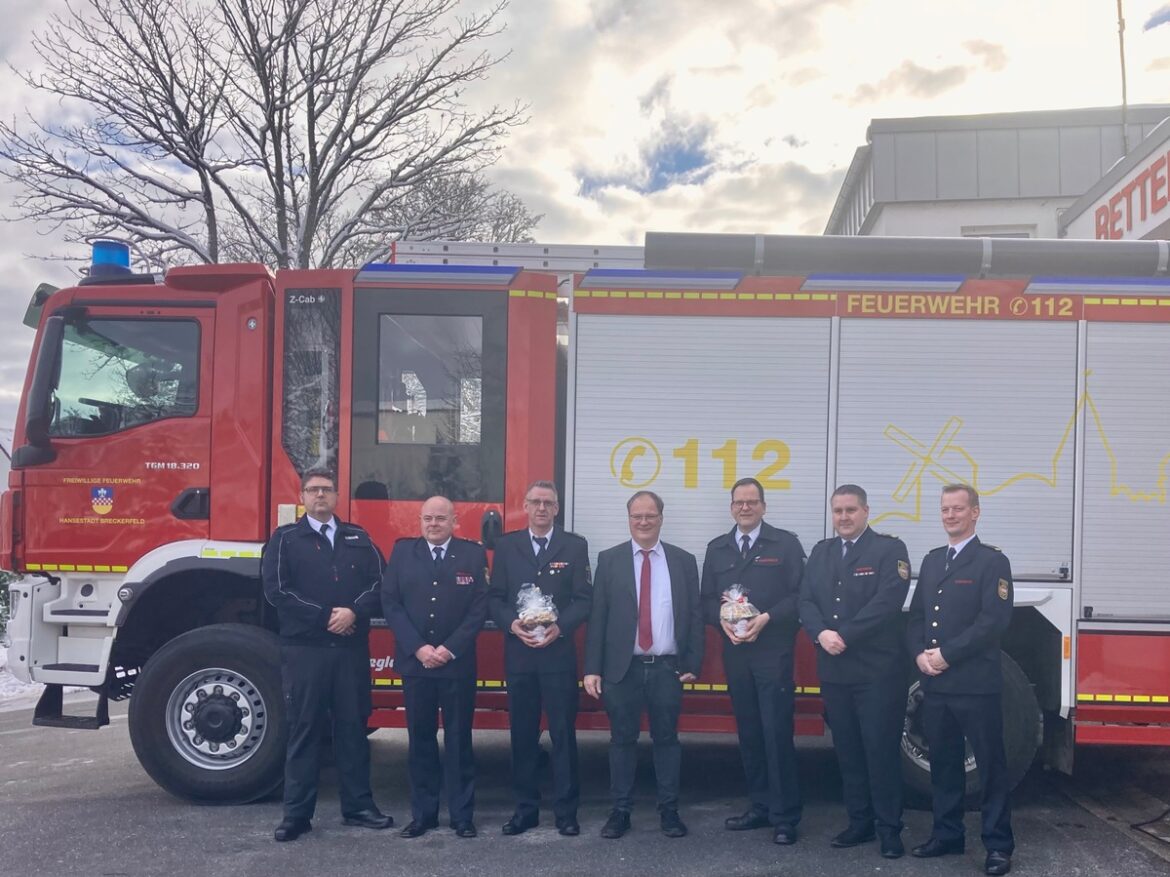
top-left (562, 529), bottom-right (587, 541)
top-left (926, 545), bottom-right (947, 555)
top-left (768, 524), bottom-right (799, 539)
top-left (980, 542), bottom-right (1002, 552)
top-left (814, 536), bottom-right (834, 546)
top-left (871, 530), bottom-right (901, 541)
top-left (394, 535), bottom-right (415, 544)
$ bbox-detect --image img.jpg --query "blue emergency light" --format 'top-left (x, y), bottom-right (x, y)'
top-left (89, 239), bottom-right (132, 277)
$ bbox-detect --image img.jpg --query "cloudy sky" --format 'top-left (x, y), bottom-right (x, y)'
top-left (1, 0), bottom-right (1169, 446)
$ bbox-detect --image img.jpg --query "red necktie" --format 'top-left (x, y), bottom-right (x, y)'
top-left (638, 549), bottom-right (654, 651)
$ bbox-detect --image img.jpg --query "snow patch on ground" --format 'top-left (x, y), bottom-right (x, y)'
top-left (0, 643), bottom-right (46, 711)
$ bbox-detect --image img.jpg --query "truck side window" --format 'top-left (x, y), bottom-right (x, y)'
top-left (49, 319), bottom-right (199, 438)
top-left (281, 289), bottom-right (341, 477)
top-left (349, 290), bottom-right (507, 504)
top-left (377, 315), bottom-right (483, 446)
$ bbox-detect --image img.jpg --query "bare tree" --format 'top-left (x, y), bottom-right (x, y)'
top-left (0, 0), bottom-right (537, 270)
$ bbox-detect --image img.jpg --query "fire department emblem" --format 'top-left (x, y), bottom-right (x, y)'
top-left (91, 486), bottom-right (114, 516)
top-left (998, 578), bottom-right (1010, 600)
top-left (897, 560), bottom-right (910, 581)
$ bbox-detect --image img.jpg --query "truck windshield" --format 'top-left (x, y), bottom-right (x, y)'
top-left (49, 318), bottom-right (199, 437)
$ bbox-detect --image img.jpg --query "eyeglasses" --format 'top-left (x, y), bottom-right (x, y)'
top-left (525, 499), bottom-right (557, 508)
top-left (731, 499), bottom-right (761, 508)
top-left (628, 514), bottom-right (661, 523)
top-left (303, 486), bottom-right (337, 495)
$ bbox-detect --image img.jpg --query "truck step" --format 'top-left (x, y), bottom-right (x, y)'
top-left (32, 684), bottom-right (110, 730)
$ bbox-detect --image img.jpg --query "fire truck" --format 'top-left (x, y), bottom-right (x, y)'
top-left (5, 233), bottom-right (1170, 807)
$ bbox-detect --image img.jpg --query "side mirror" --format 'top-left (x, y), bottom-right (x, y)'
top-left (480, 508), bottom-right (502, 550)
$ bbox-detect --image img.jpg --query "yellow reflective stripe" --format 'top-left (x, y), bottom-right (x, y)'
top-left (200, 548), bottom-right (262, 559)
top-left (25, 561), bottom-right (129, 573)
top-left (1080, 692), bottom-right (1170, 703)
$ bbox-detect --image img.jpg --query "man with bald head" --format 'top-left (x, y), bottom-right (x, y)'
top-left (382, 496), bottom-right (489, 839)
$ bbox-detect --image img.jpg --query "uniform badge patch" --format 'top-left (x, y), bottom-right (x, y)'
top-left (897, 560), bottom-right (910, 581)
top-left (998, 578), bottom-right (1010, 600)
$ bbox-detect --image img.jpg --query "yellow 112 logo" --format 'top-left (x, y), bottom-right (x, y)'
top-left (609, 437), bottom-right (792, 490)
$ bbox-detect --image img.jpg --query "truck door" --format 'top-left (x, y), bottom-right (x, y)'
top-left (19, 305), bottom-right (213, 572)
top-left (349, 285), bottom-right (513, 541)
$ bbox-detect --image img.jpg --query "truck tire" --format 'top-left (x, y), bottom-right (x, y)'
top-left (900, 652), bottom-right (1040, 810)
top-left (128, 623), bottom-right (285, 804)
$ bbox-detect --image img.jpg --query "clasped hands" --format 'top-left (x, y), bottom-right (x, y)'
top-left (916, 648), bottom-right (950, 676)
top-left (327, 607), bottom-right (356, 636)
top-left (415, 643), bottom-right (456, 670)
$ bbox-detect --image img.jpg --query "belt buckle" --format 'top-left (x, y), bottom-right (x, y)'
top-left (638, 654), bottom-right (657, 664)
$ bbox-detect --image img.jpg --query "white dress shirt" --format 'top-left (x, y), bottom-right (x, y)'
top-left (529, 528), bottom-right (553, 557)
top-left (947, 534), bottom-right (977, 561)
top-left (306, 515), bottom-right (337, 547)
top-left (736, 523), bottom-right (762, 553)
top-left (631, 541), bottom-right (677, 656)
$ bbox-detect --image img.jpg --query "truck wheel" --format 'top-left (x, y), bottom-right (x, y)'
top-left (900, 652), bottom-right (1041, 809)
top-left (128, 623), bottom-right (285, 804)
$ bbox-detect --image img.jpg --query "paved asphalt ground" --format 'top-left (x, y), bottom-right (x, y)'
top-left (3, 697), bottom-right (1170, 877)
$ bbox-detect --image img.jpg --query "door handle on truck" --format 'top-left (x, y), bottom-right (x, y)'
top-left (171, 487), bottom-right (210, 520)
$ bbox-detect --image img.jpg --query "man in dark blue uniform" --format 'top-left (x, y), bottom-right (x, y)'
top-left (800, 484), bottom-right (910, 859)
top-left (908, 483), bottom-right (1015, 876)
top-left (700, 477), bottom-right (805, 845)
top-left (262, 468), bottom-right (393, 842)
top-left (382, 495), bottom-right (488, 839)
top-left (488, 480), bottom-right (592, 837)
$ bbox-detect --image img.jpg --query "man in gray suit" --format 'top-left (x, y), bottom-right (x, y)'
top-left (584, 491), bottom-right (704, 840)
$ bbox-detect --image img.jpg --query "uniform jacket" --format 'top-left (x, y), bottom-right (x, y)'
top-left (799, 527), bottom-right (911, 683)
top-left (907, 536), bottom-right (1014, 695)
top-left (381, 536), bottom-right (489, 679)
top-left (487, 526), bottom-right (593, 675)
top-left (700, 521), bottom-right (806, 672)
top-left (261, 516), bottom-right (384, 648)
top-left (584, 540), bottom-right (704, 683)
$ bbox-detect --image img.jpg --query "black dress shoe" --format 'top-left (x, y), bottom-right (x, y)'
top-left (830, 825), bottom-right (876, 848)
top-left (912, 837), bottom-right (965, 858)
top-left (502, 813), bottom-right (539, 836)
top-left (660, 809), bottom-right (688, 838)
top-left (773, 824), bottom-right (798, 845)
top-left (600, 809), bottom-right (631, 839)
top-left (343, 808), bottom-right (394, 830)
top-left (985, 851), bottom-right (1012, 875)
top-left (556, 817), bottom-right (581, 837)
top-left (880, 834), bottom-right (905, 859)
top-left (274, 817), bottom-right (311, 842)
top-left (724, 809), bottom-right (770, 831)
top-left (399, 818), bottom-right (439, 838)
top-left (453, 820), bottom-right (477, 838)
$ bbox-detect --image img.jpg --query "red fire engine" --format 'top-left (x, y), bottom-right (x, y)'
top-left (5, 233), bottom-right (1170, 807)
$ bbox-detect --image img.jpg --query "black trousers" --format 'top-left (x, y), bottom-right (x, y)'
top-left (602, 657), bottom-right (683, 812)
top-left (822, 677), bottom-right (905, 836)
top-left (281, 643), bottom-right (375, 820)
top-left (726, 657), bottom-right (802, 827)
top-left (920, 692), bottom-right (1014, 853)
top-left (402, 674), bottom-right (477, 824)
top-left (506, 669), bottom-right (580, 821)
